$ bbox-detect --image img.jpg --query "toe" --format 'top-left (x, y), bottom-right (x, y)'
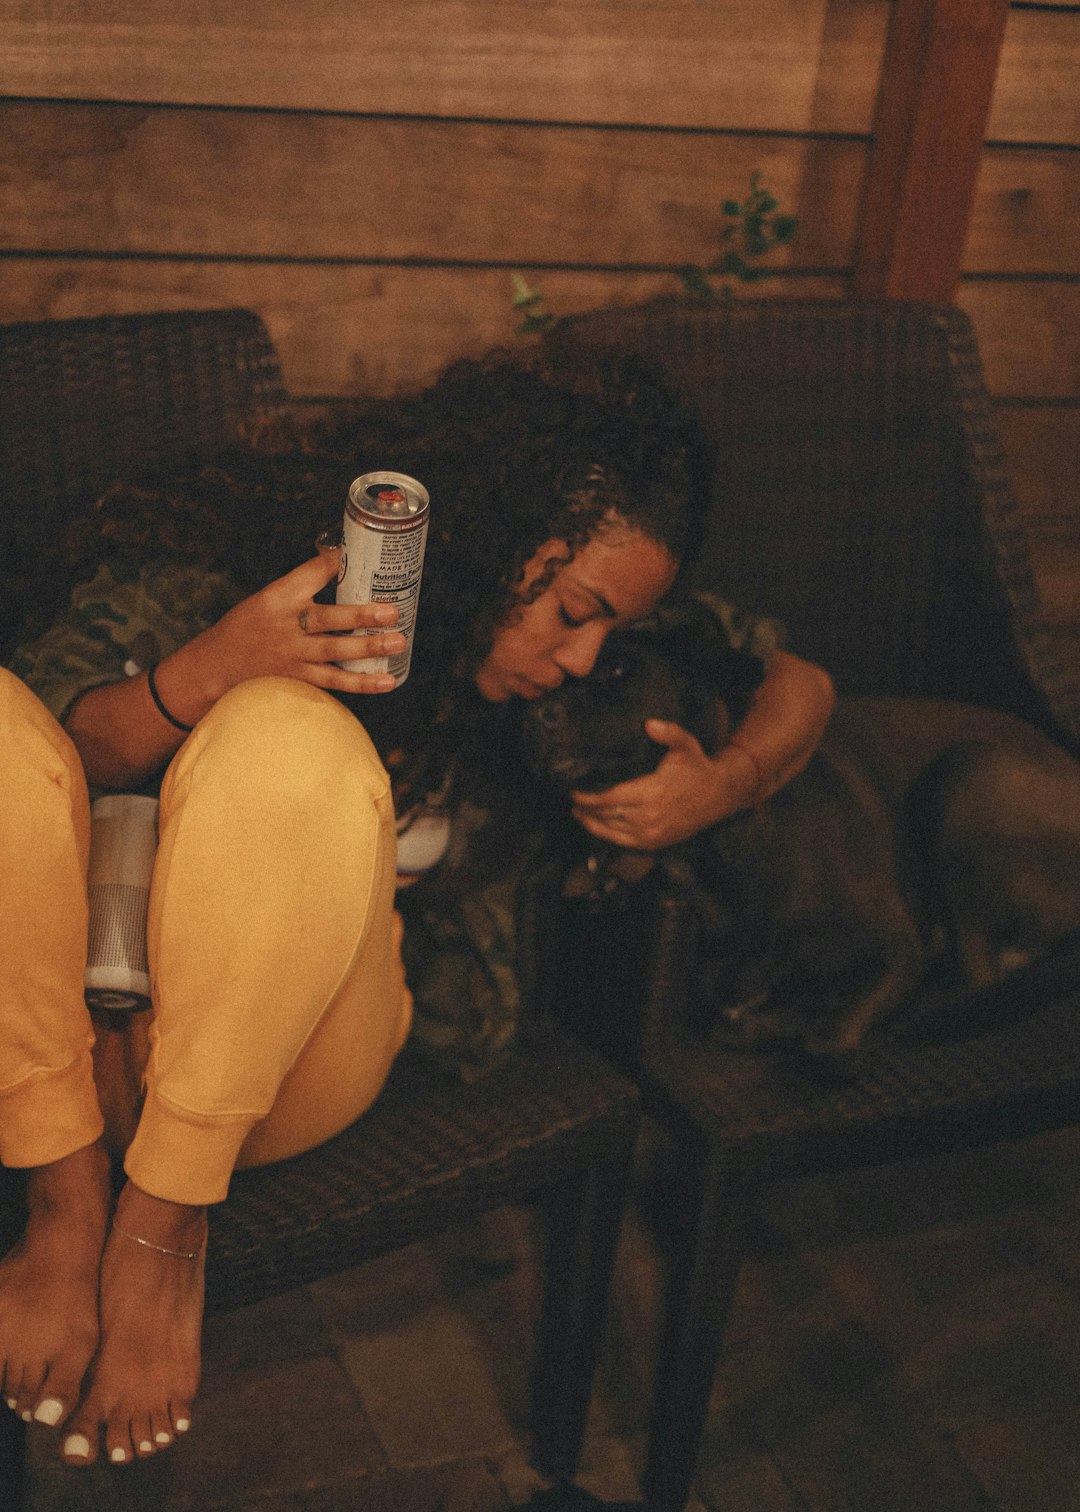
top-left (61, 1425), bottom-right (97, 1467)
top-left (149, 1407), bottom-right (173, 1449)
top-left (171, 1400), bottom-right (193, 1437)
top-left (4, 1365), bottom-right (29, 1421)
top-left (32, 1359), bottom-right (87, 1430)
top-left (16, 1363), bottom-right (47, 1418)
top-left (31, 1394), bottom-right (66, 1428)
top-left (131, 1411), bottom-right (155, 1457)
top-left (105, 1411), bottom-right (136, 1466)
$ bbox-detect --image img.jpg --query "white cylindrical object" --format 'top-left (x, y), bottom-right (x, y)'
top-left (84, 794), bottom-right (159, 1012)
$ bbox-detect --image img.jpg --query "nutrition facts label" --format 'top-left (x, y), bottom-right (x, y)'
top-left (337, 517), bottom-right (428, 681)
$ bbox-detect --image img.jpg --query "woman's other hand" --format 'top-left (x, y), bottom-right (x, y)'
top-left (571, 649), bottom-right (835, 851)
top-left (570, 719), bottom-right (750, 851)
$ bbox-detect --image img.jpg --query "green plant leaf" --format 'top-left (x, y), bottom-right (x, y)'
top-left (511, 273), bottom-right (544, 310)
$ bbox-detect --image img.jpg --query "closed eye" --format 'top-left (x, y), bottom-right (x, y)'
top-left (558, 605), bottom-right (590, 629)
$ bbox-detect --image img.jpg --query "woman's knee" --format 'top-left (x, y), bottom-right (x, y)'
top-left (163, 675), bottom-right (390, 819)
top-left (1, 668), bottom-right (89, 808)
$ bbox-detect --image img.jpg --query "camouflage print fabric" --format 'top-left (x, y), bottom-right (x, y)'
top-left (8, 558), bottom-right (241, 741)
top-left (397, 797), bottom-right (552, 1082)
top-left (695, 588), bottom-right (785, 669)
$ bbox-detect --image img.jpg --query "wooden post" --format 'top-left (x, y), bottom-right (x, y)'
top-left (851, 0), bottom-right (1010, 302)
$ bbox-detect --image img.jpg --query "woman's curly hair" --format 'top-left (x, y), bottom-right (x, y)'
top-left (63, 348), bottom-right (710, 774)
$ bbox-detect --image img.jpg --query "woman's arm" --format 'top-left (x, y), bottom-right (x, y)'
top-left (570, 649), bottom-right (836, 851)
top-left (64, 552), bottom-right (406, 790)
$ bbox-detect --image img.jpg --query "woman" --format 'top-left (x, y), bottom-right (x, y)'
top-left (0, 353), bottom-right (833, 1468)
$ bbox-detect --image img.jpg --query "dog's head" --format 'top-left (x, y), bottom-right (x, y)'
top-left (521, 596), bottom-right (766, 795)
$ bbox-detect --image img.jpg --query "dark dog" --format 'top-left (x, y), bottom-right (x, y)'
top-left (522, 598), bottom-right (1080, 1055)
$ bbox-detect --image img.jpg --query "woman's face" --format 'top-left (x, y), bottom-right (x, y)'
top-left (473, 518), bottom-right (679, 703)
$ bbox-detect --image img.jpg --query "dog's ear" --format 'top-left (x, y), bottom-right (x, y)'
top-left (642, 597), bottom-right (767, 748)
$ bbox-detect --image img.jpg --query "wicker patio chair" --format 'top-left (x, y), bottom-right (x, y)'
top-left (0, 308), bottom-right (641, 1511)
top-left (540, 297), bottom-right (1080, 1511)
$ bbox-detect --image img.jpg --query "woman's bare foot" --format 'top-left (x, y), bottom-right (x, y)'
top-left (61, 1181), bottom-right (206, 1467)
top-left (0, 1140), bottom-right (111, 1429)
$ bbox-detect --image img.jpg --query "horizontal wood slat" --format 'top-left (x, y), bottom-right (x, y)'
top-left (990, 4), bottom-right (1080, 145)
top-left (0, 0), bottom-right (888, 131)
top-left (2, 4), bottom-right (1074, 142)
top-left (960, 281), bottom-right (1080, 398)
top-left (967, 148), bottom-right (1080, 274)
top-left (3, 103), bottom-right (1076, 276)
top-left (0, 103), bottom-right (862, 269)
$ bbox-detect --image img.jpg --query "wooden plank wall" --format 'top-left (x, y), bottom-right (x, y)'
top-left (1, 0), bottom-right (1077, 675)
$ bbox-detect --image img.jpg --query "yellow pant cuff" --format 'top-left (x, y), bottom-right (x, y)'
top-left (0, 1052), bottom-right (104, 1169)
top-left (124, 1088), bottom-right (257, 1205)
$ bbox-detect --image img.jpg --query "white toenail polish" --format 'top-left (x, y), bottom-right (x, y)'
top-left (139, 1440), bottom-right (152, 1453)
top-left (63, 1433), bottom-right (91, 1458)
top-left (110, 1446), bottom-right (127, 1463)
top-left (20, 1411), bottom-right (31, 1423)
top-left (155, 1431), bottom-right (171, 1444)
top-left (175, 1417), bottom-right (190, 1432)
top-left (5, 1397), bottom-right (16, 1411)
top-left (34, 1397), bottom-right (64, 1426)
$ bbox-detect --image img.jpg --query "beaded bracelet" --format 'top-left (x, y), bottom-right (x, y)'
top-left (147, 663), bottom-right (194, 733)
top-left (727, 734), bottom-right (768, 813)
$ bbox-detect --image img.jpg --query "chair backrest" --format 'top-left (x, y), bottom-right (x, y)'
top-left (543, 298), bottom-right (1078, 751)
top-left (0, 307), bottom-right (286, 658)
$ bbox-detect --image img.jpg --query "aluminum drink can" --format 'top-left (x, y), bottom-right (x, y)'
top-left (337, 471), bottom-right (429, 686)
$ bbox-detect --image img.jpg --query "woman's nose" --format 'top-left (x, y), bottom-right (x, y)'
top-left (553, 625), bottom-right (608, 679)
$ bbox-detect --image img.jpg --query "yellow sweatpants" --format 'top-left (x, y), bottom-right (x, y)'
top-left (0, 669), bottom-right (412, 1205)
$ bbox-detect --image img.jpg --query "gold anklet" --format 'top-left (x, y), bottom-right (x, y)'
top-left (113, 1224), bottom-right (205, 1261)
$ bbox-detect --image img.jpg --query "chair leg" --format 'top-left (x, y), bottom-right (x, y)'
top-left (642, 1146), bottom-right (751, 1512)
top-left (0, 1405), bottom-right (27, 1512)
top-left (530, 1128), bottom-right (638, 1483)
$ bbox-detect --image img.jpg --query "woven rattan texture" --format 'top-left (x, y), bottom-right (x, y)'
top-left (205, 1036), bottom-right (638, 1315)
top-left (0, 308), bottom-right (286, 658)
top-left (641, 896), bottom-right (1080, 1169)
